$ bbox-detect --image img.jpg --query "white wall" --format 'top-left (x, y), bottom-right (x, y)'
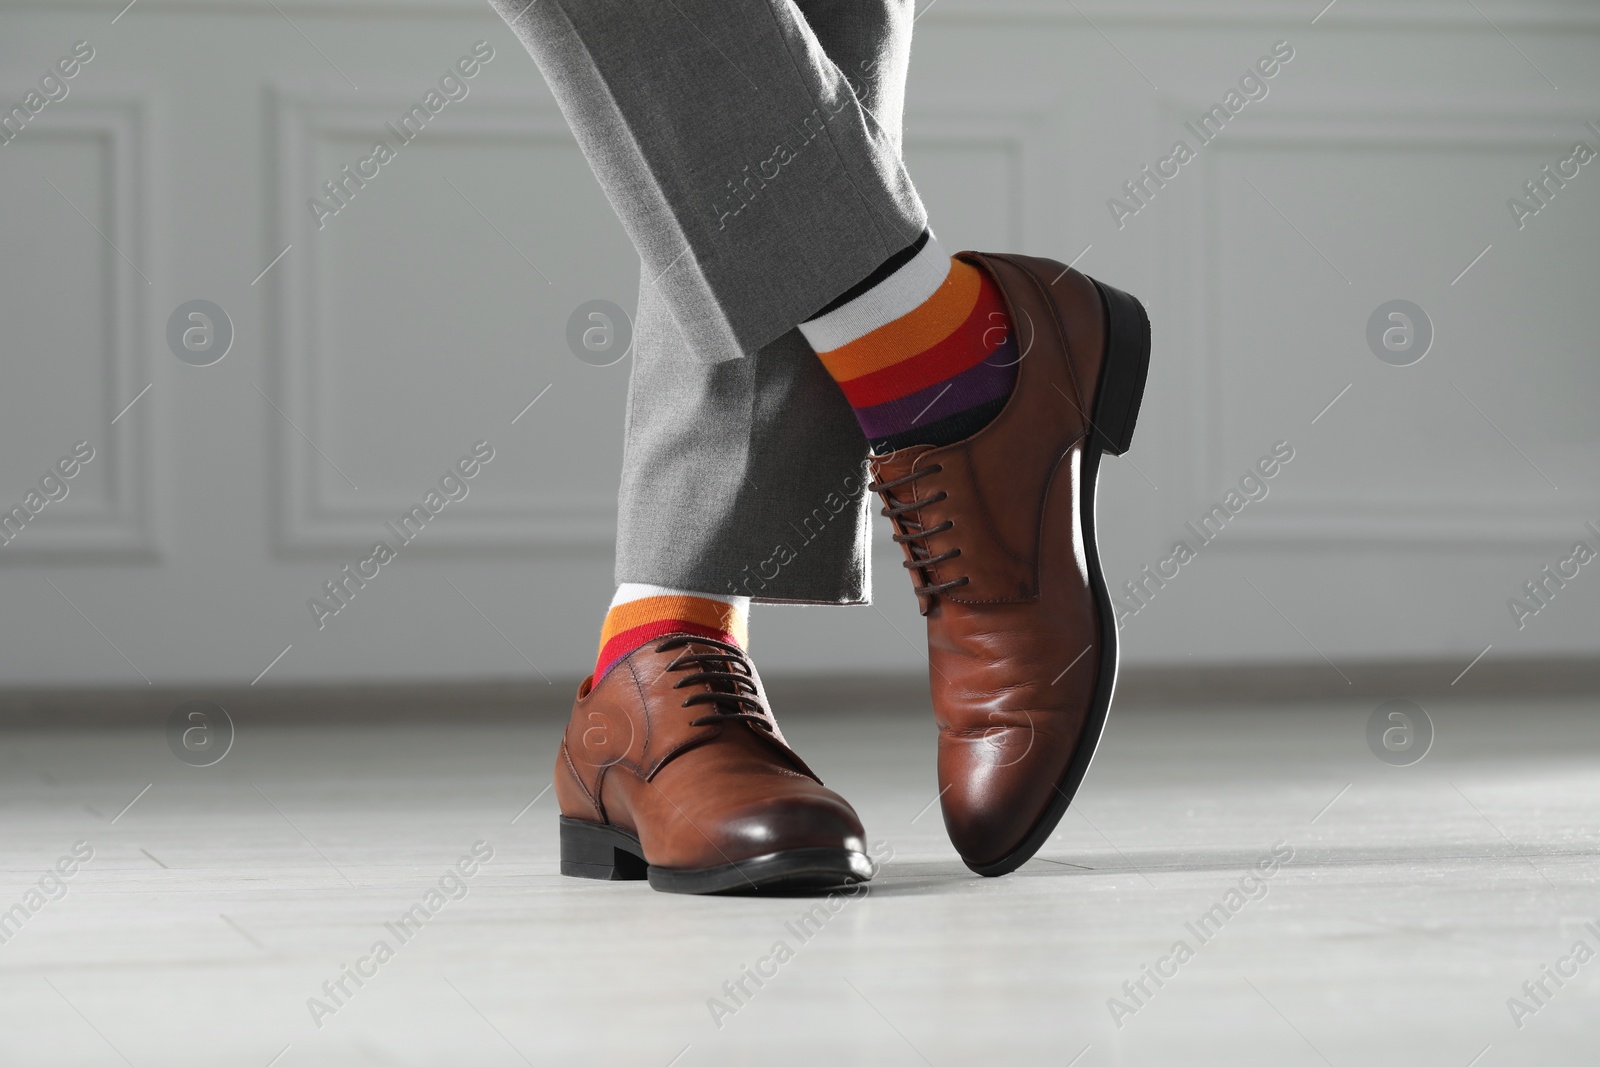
top-left (1, 0), bottom-right (1597, 687)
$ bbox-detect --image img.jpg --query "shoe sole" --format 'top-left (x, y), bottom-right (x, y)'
top-left (559, 816), bottom-right (876, 895)
top-left (966, 273), bottom-right (1151, 878)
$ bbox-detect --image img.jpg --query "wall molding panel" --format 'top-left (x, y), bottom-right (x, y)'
top-left (268, 87), bottom-right (616, 554)
top-left (1158, 97), bottom-right (1600, 548)
top-left (0, 100), bottom-right (158, 561)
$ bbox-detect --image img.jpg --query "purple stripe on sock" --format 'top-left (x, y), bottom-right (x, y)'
top-left (852, 335), bottom-right (1019, 440)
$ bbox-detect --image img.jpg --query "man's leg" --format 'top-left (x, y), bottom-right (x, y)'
top-left (489, 0), bottom-right (915, 894)
top-left (739, 1), bottom-right (1152, 880)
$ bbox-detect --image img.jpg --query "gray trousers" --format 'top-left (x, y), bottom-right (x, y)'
top-left (488, 0), bottom-right (926, 604)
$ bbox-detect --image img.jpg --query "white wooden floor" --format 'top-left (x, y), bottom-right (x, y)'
top-left (2, 693), bottom-right (1597, 1066)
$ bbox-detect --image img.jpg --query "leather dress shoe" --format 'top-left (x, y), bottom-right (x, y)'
top-left (555, 634), bottom-right (875, 894)
top-left (868, 251), bottom-right (1151, 876)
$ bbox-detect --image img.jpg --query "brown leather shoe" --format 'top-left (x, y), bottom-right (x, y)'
top-left (868, 252), bottom-right (1150, 877)
top-left (555, 634), bottom-right (875, 894)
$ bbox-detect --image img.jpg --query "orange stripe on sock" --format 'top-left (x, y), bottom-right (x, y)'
top-left (815, 261), bottom-right (982, 380)
top-left (598, 596), bottom-right (747, 653)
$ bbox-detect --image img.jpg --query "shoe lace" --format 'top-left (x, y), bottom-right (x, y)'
top-left (868, 464), bottom-right (970, 613)
top-left (655, 635), bottom-right (774, 733)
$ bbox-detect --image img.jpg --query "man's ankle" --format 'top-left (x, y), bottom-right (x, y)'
top-left (800, 236), bottom-right (1019, 453)
top-left (594, 584), bottom-right (750, 682)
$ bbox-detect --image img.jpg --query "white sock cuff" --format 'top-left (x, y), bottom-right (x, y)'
top-left (798, 233), bottom-right (951, 354)
top-left (610, 583), bottom-right (750, 612)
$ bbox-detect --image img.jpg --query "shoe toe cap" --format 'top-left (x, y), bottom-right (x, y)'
top-left (719, 787), bottom-right (868, 858)
top-left (938, 723), bottom-right (1072, 870)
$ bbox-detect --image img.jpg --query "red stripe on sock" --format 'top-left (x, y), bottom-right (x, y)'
top-left (594, 619), bottom-right (739, 682)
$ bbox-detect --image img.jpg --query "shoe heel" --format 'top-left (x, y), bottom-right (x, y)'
top-left (559, 816), bottom-right (649, 881)
top-left (1088, 277), bottom-right (1152, 457)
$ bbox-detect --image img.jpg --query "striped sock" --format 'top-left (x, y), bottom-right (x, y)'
top-left (799, 232), bottom-right (1018, 453)
top-left (594, 584), bottom-right (750, 683)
